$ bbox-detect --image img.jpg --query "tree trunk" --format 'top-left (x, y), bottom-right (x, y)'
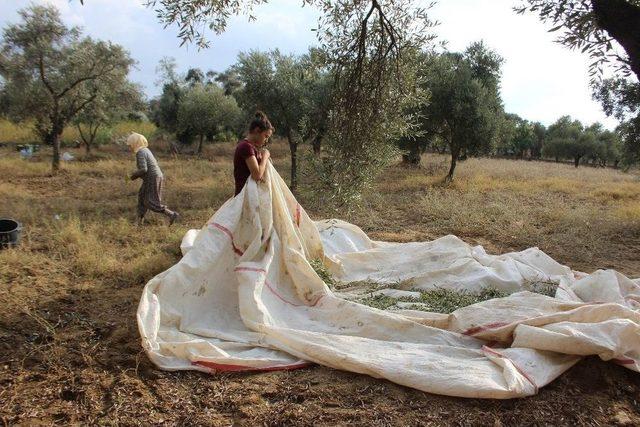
top-left (592, 0), bottom-right (640, 81)
top-left (402, 141), bottom-right (421, 165)
top-left (88, 123), bottom-right (100, 155)
top-left (49, 113), bottom-right (63, 172)
top-left (574, 156), bottom-right (581, 168)
top-left (197, 134), bottom-right (204, 155)
top-left (446, 146), bottom-right (460, 182)
top-left (170, 140), bottom-right (181, 157)
top-left (288, 130), bottom-right (298, 190)
top-left (76, 124), bottom-right (91, 155)
top-left (312, 135), bottom-right (322, 155)
top-left (51, 132), bottom-right (61, 172)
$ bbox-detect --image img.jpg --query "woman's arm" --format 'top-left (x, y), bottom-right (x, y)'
top-left (130, 150), bottom-right (148, 180)
top-left (245, 149), bottom-right (271, 182)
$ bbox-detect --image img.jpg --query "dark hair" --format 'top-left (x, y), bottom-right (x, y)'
top-left (249, 111), bottom-right (274, 133)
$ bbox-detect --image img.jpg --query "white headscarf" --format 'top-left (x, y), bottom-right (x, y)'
top-left (125, 132), bottom-right (149, 153)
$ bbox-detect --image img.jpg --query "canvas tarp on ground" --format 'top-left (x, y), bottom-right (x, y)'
top-left (137, 164), bottom-right (639, 399)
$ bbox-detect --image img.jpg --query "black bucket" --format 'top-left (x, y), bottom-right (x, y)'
top-left (0, 219), bottom-right (22, 249)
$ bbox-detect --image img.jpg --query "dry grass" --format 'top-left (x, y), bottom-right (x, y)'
top-left (305, 154), bottom-right (640, 275)
top-left (0, 120), bottom-right (35, 144)
top-left (0, 119), bottom-right (157, 145)
top-left (1, 142), bottom-right (639, 425)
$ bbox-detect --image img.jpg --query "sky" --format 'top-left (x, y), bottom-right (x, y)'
top-left (0, 0), bottom-right (620, 129)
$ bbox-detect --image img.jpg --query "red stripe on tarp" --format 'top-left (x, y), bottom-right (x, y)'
top-left (613, 357), bottom-right (636, 365)
top-left (264, 279), bottom-right (303, 307)
top-left (463, 299), bottom-right (611, 337)
top-left (210, 222), bottom-right (244, 256)
top-left (234, 266), bottom-right (325, 308)
top-left (482, 346), bottom-right (539, 393)
top-left (463, 322), bottom-right (510, 336)
top-left (193, 360), bottom-right (313, 372)
top-left (234, 267), bottom-right (267, 274)
top-left (264, 279), bottom-right (324, 308)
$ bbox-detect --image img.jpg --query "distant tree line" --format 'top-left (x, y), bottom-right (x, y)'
top-left (394, 42), bottom-right (625, 179)
top-left (148, 49), bottom-right (332, 189)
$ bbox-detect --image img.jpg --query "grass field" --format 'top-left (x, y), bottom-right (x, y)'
top-left (1, 139), bottom-right (639, 425)
top-left (0, 119), bottom-right (157, 146)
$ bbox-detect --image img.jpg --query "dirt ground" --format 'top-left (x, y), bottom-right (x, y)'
top-left (1, 142), bottom-right (640, 426)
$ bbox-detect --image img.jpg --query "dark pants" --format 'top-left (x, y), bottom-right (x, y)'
top-left (138, 175), bottom-right (175, 219)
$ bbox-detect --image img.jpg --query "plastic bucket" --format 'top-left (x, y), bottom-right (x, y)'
top-left (0, 219), bottom-right (22, 249)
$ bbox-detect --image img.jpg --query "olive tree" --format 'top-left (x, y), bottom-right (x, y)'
top-left (593, 76), bottom-right (640, 165)
top-left (73, 82), bottom-right (145, 155)
top-left (498, 114), bottom-right (536, 159)
top-left (177, 84), bottom-right (241, 154)
top-left (151, 57), bottom-right (190, 144)
top-left (214, 69), bottom-right (242, 96)
top-left (0, 5), bottom-right (135, 171)
top-left (531, 122), bottom-right (547, 159)
top-left (419, 43), bottom-right (504, 181)
top-left (543, 116), bottom-right (592, 166)
top-left (617, 117), bottom-right (640, 166)
top-left (310, 1), bottom-right (436, 205)
top-left (584, 123), bottom-right (622, 167)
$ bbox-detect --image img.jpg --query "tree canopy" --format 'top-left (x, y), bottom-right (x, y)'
top-left (177, 83), bottom-right (241, 154)
top-left (234, 49), bottom-right (330, 189)
top-left (73, 81), bottom-right (145, 154)
top-left (0, 4), bottom-right (135, 170)
top-left (418, 42), bottom-right (504, 181)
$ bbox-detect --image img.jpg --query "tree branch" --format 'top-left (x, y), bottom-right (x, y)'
top-left (58, 57), bottom-right (120, 99)
top-left (76, 122), bottom-right (88, 144)
top-left (38, 54), bottom-right (56, 98)
top-left (67, 92), bottom-right (98, 120)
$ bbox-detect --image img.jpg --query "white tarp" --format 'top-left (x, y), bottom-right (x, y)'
top-left (137, 164), bottom-right (639, 399)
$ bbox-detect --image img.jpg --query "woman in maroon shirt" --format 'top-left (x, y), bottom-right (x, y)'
top-left (233, 111), bottom-right (274, 196)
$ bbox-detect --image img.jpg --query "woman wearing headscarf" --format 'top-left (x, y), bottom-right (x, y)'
top-left (126, 133), bottom-right (180, 226)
